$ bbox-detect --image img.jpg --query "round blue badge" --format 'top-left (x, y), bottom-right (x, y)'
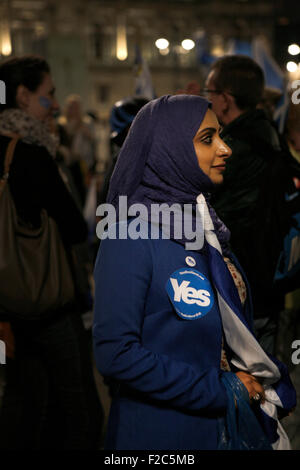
top-left (166, 268), bottom-right (214, 320)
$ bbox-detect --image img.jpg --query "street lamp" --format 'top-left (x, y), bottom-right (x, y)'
top-left (155, 38), bottom-right (169, 50)
top-left (288, 44), bottom-right (300, 56)
top-left (181, 39), bottom-right (195, 51)
top-left (287, 61), bottom-right (298, 72)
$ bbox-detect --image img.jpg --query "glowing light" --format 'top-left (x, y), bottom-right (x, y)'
top-left (1, 39), bottom-right (12, 56)
top-left (155, 38), bottom-right (169, 50)
top-left (116, 23), bottom-right (128, 61)
top-left (288, 44), bottom-right (300, 56)
top-left (159, 47), bottom-right (170, 56)
top-left (211, 45), bottom-right (225, 57)
top-left (0, 21), bottom-right (12, 56)
top-left (181, 39), bottom-right (195, 51)
top-left (287, 61), bottom-right (298, 73)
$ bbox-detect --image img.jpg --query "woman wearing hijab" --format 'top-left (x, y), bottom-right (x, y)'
top-left (93, 95), bottom-right (295, 450)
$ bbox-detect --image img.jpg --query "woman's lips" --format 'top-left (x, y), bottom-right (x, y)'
top-left (212, 164), bottom-right (226, 170)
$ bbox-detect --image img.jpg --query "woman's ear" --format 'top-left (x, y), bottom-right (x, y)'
top-left (16, 84), bottom-right (30, 110)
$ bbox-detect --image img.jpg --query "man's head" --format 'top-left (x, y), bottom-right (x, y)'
top-left (205, 55), bottom-right (265, 126)
top-left (285, 100), bottom-right (300, 153)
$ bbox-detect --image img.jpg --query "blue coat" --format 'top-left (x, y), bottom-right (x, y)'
top-left (93, 221), bottom-right (251, 450)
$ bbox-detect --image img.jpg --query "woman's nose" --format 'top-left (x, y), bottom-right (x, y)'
top-left (217, 140), bottom-right (232, 158)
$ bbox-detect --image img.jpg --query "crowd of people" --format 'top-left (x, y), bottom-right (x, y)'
top-left (0, 53), bottom-right (299, 450)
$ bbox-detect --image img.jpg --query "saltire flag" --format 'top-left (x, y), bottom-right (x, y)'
top-left (198, 194), bottom-right (296, 450)
top-left (226, 39), bottom-right (252, 57)
top-left (134, 45), bottom-right (156, 100)
top-left (195, 32), bottom-right (216, 66)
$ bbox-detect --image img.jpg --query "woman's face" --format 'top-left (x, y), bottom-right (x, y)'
top-left (193, 108), bottom-right (231, 184)
top-left (17, 73), bottom-right (59, 123)
top-left (65, 100), bottom-right (82, 121)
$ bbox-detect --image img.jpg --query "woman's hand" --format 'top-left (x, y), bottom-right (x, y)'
top-left (235, 371), bottom-right (265, 404)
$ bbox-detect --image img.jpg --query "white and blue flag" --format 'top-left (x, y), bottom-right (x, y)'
top-left (134, 45), bottom-right (156, 100)
top-left (197, 194), bottom-right (296, 450)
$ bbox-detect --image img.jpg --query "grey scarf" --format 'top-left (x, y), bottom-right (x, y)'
top-left (0, 108), bottom-right (58, 158)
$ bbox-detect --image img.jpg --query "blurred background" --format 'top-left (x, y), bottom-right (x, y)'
top-left (1, 0), bottom-right (300, 450)
top-left (0, 0), bottom-right (299, 171)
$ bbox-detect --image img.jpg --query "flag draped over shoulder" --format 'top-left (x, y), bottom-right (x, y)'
top-left (198, 194), bottom-right (296, 450)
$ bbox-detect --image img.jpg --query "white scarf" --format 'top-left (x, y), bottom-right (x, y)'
top-left (197, 194), bottom-right (293, 450)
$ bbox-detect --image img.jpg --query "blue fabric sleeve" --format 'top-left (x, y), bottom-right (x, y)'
top-left (93, 236), bottom-right (228, 413)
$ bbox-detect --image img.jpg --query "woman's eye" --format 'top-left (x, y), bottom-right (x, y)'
top-left (202, 135), bottom-right (213, 144)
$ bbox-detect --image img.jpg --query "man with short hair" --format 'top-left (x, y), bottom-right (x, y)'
top-left (205, 55), bottom-right (265, 127)
top-left (205, 55), bottom-right (282, 354)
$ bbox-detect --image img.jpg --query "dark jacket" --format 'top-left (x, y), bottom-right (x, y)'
top-left (0, 135), bottom-right (88, 320)
top-left (0, 135), bottom-right (87, 245)
top-left (93, 221), bottom-right (234, 450)
top-left (211, 109), bottom-right (283, 318)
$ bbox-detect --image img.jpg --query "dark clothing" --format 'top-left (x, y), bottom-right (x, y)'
top-left (211, 109), bottom-right (281, 232)
top-left (0, 135), bottom-right (88, 321)
top-left (0, 135), bottom-right (87, 243)
top-left (0, 311), bottom-right (103, 450)
top-left (0, 135), bottom-right (103, 449)
top-left (57, 123), bottom-right (88, 206)
top-left (98, 152), bottom-right (118, 206)
top-left (94, 225), bottom-right (229, 450)
top-left (211, 109), bottom-right (283, 320)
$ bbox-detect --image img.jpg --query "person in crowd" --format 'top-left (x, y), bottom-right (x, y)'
top-left (0, 55), bottom-right (103, 449)
top-left (275, 99), bottom-right (300, 450)
top-left (205, 55), bottom-right (284, 354)
top-left (98, 96), bottom-right (149, 206)
top-left (257, 86), bottom-right (283, 123)
top-left (94, 96), bottom-right (149, 265)
top-left (274, 99), bottom-right (300, 353)
top-left (58, 94), bottom-right (97, 205)
top-left (175, 80), bottom-right (201, 96)
top-left (285, 99), bottom-right (300, 168)
top-left (48, 111), bottom-right (95, 315)
top-left (93, 94), bottom-right (295, 450)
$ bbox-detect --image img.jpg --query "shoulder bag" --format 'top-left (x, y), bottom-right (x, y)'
top-left (0, 135), bottom-right (75, 319)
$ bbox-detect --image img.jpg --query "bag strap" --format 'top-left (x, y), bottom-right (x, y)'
top-left (3, 134), bottom-right (20, 177)
top-left (0, 134), bottom-right (20, 197)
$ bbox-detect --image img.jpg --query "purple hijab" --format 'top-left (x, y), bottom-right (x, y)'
top-left (107, 94), bottom-right (230, 254)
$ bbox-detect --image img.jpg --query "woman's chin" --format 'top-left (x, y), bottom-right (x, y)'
top-left (210, 174), bottom-right (224, 185)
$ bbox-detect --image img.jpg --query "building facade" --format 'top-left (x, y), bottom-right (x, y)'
top-left (0, 0), bottom-right (278, 117)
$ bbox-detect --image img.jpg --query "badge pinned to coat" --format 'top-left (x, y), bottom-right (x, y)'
top-left (166, 268), bottom-right (214, 320)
